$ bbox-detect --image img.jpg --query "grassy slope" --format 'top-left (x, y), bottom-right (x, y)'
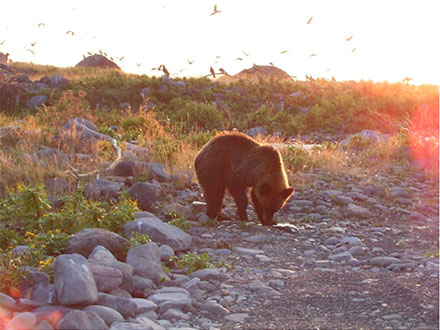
top-left (0, 62), bottom-right (438, 189)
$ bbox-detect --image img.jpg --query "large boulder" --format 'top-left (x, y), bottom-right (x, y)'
top-left (76, 55), bottom-right (121, 69)
top-left (54, 254), bottom-right (98, 306)
top-left (88, 246), bottom-right (134, 294)
top-left (128, 182), bottom-right (159, 210)
top-left (48, 74), bottom-right (70, 88)
top-left (66, 228), bottom-right (128, 261)
top-left (124, 214), bottom-right (192, 251)
top-left (27, 95), bottom-right (48, 110)
top-left (57, 310), bottom-right (108, 330)
top-left (56, 118), bottom-right (116, 153)
top-left (84, 179), bottom-right (125, 201)
top-left (126, 242), bottom-right (169, 285)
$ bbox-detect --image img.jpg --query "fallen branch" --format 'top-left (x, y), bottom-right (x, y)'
top-left (64, 121), bottom-right (121, 179)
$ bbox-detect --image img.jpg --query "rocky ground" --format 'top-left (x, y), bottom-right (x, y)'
top-left (0, 64), bottom-right (438, 328)
top-left (1, 157), bottom-right (438, 329)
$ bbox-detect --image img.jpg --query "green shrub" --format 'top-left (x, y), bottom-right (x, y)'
top-left (126, 232), bottom-right (152, 251)
top-left (159, 99), bottom-right (225, 131)
top-left (169, 251), bottom-right (214, 274)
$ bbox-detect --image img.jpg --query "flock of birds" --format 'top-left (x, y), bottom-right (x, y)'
top-left (0, 4), bottom-right (413, 83)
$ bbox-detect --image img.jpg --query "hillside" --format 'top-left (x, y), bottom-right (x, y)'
top-left (0, 62), bottom-right (438, 329)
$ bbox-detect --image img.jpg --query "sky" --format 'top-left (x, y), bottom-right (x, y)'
top-left (1, 0), bottom-right (439, 85)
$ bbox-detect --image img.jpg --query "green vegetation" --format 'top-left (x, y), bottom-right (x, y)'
top-left (126, 232), bottom-right (152, 251)
top-left (0, 184), bottom-right (140, 293)
top-left (166, 212), bottom-right (192, 231)
top-left (169, 251), bottom-right (215, 274)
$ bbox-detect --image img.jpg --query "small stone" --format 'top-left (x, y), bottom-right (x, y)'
top-left (189, 268), bottom-right (231, 282)
top-left (340, 237), bottom-right (365, 247)
top-left (329, 251), bottom-right (352, 262)
top-left (349, 246), bottom-right (368, 257)
top-left (161, 308), bottom-right (190, 322)
top-left (324, 236), bottom-right (340, 246)
top-left (370, 256), bottom-right (400, 267)
top-left (147, 291), bottom-right (192, 314)
top-left (389, 187), bottom-right (410, 198)
top-left (334, 195), bottom-right (354, 205)
top-left (347, 203), bottom-right (373, 218)
top-left (132, 298), bottom-right (157, 313)
top-left (382, 313), bottom-right (403, 320)
top-left (233, 247), bottom-right (265, 256)
top-left (201, 301), bottom-right (230, 317)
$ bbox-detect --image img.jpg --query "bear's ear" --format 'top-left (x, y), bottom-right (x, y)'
top-left (259, 183), bottom-right (271, 195)
top-left (281, 187), bottom-right (294, 200)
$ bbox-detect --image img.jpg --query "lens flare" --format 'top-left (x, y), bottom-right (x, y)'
top-left (407, 103), bottom-right (439, 173)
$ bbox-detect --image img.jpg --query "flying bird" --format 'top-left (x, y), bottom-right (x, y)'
top-left (24, 47), bottom-right (35, 55)
top-left (210, 5), bottom-right (221, 16)
top-left (351, 47), bottom-right (357, 53)
top-left (235, 57), bottom-right (243, 61)
top-left (0, 40), bottom-right (5, 45)
top-left (38, 23), bottom-right (45, 27)
top-left (242, 50), bottom-right (249, 56)
top-left (280, 50), bottom-right (288, 54)
top-left (136, 63), bottom-right (142, 67)
top-left (117, 56), bottom-right (124, 61)
top-left (346, 35), bottom-right (353, 41)
top-left (65, 30), bottom-right (74, 36)
top-left (187, 59), bottom-right (194, 64)
top-left (306, 16), bottom-right (313, 24)
top-left (30, 42), bottom-right (37, 47)
top-left (210, 66), bottom-right (216, 78)
top-left (310, 53), bottom-right (318, 57)
top-left (402, 77), bottom-right (413, 83)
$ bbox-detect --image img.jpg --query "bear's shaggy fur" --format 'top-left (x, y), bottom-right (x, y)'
top-left (195, 132), bottom-right (293, 226)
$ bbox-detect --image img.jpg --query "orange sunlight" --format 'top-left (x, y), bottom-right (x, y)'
top-left (408, 103), bottom-right (439, 172)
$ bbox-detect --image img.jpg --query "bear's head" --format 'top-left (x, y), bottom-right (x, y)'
top-left (256, 182), bottom-right (294, 226)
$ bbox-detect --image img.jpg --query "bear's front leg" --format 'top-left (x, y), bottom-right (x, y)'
top-left (250, 188), bottom-right (264, 224)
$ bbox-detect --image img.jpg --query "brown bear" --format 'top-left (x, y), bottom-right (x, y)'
top-left (194, 131), bottom-right (294, 226)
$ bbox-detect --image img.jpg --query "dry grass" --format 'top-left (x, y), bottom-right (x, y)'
top-left (0, 98), bottom-right (201, 189)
